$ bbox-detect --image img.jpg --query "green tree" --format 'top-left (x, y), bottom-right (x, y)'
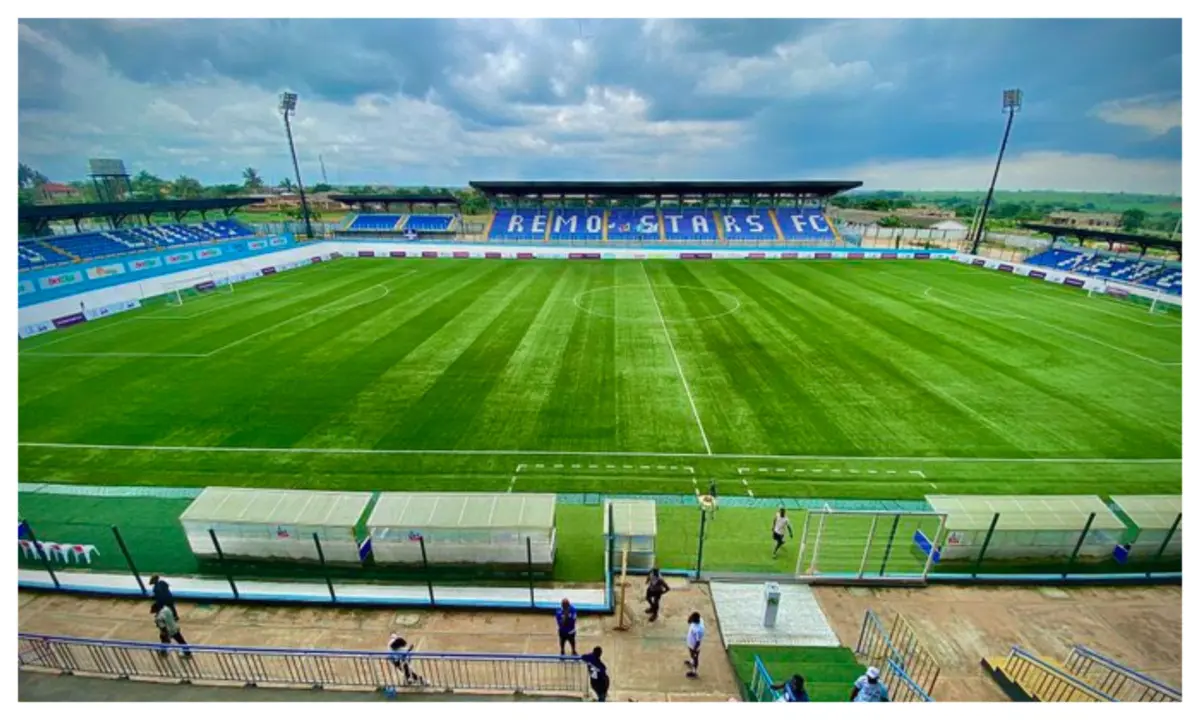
top-left (242, 167), bottom-right (264, 190)
top-left (131, 170), bottom-right (166, 199)
top-left (312, 183), bottom-right (333, 193)
top-left (278, 177), bottom-right (295, 192)
top-left (1121, 208), bottom-right (1148, 231)
top-left (170, 175), bottom-right (204, 199)
top-left (877, 215), bottom-right (907, 228)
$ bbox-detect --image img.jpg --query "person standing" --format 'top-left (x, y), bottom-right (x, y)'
top-left (771, 508), bottom-right (794, 558)
top-left (387, 633), bottom-right (426, 686)
top-left (151, 603), bottom-right (191, 658)
top-left (644, 568), bottom-right (670, 622)
top-left (556, 598), bottom-right (578, 655)
top-left (581, 646), bottom-right (610, 702)
top-left (684, 612), bottom-right (705, 679)
top-left (850, 667), bottom-right (890, 702)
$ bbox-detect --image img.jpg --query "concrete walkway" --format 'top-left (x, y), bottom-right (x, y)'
top-left (19, 578), bottom-right (740, 702)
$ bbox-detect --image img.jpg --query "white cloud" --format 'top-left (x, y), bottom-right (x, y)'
top-left (829, 151), bottom-right (1181, 195)
top-left (1090, 95), bottom-right (1181, 137)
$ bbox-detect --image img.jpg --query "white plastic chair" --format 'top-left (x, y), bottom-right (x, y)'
top-left (70, 545), bottom-right (99, 564)
top-left (18, 540), bottom-right (36, 559)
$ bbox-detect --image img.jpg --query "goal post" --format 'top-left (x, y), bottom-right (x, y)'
top-left (162, 271), bottom-right (234, 306)
top-left (1086, 279), bottom-right (1181, 315)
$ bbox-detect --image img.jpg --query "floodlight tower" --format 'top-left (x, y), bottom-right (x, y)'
top-left (971, 89), bottom-right (1022, 255)
top-left (279, 91), bottom-right (315, 239)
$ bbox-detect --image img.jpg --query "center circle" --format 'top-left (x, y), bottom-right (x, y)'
top-left (573, 284), bottom-right (742, 323)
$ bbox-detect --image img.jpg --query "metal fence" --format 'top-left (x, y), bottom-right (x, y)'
top-left (794, 509), bottom-right (947, 583)
top-left (18, 633), bottom-right (590, 698)
top-left (996, 646), bottom-right (1115, 702)
top-left (1062, 645), bottom-right (1180, 702)
top-left (855, 610), bottom-right (940, 700)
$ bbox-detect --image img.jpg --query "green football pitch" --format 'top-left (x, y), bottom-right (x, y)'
top-left (17, 257), bottom-right (1181, 499)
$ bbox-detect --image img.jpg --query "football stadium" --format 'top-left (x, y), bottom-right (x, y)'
top-left (17, 175), bottom-right (1183, 701)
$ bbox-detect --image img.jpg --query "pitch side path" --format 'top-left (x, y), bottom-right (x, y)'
top-left (18, 259), bottom-right (1181, 498)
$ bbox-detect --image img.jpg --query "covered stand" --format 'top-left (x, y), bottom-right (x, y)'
top-left (367, 493), bottom-right (557, 568)
top-left (926, 495), bottom-right (1126, 562)
top-left (604, 499), bottom-right (657, 571)
top-left (180, 487), bottom-right (372, 564)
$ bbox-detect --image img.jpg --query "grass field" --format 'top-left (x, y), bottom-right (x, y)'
top-left (727, 645), bottom-right (865, 701)
top-left (18, 258), bottom-right (1181, 500)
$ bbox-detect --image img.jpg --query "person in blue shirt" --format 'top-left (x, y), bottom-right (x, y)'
top-left (851, 667), bottom-right (890, 702)
top-left (581, 646), bottom-right (610, 702)
top-left (555, 598), bottom-right (578, 655)
top-left (772, 674), bottom-right (809, 702)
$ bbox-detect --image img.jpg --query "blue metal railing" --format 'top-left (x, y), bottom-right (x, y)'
top-left (18, 633), bottom-right (590, 698)
top-left (854, 610), bottom-right (938, 700)
top-left (748, 656), bottom-right (780, 701)
top-left (1000, 646), bottom-right (1116, 702)
top-left (1063, 645), bottom-right (1180, 702)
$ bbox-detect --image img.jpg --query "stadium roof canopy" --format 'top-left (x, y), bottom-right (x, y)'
top-left (329, 193), bottom-right (459, 207)
top-left (469, 180), bottom-right (862, 200)
top-left (19, 197), bottom-right (266, 235)
top-left (1021, 222), bottom-right (1182, 257)
top-left (367, 493), bottom-right (556, 531)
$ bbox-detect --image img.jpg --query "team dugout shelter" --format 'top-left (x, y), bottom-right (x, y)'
top-left (1021, 222), bottom-right (1183, 261)
top-left (470, 180), bottom-right (862, 244)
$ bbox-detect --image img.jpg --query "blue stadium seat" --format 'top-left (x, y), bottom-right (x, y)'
top-left (660, 209), bottom-right (719, 242)
top-left (607, 209), bottom-right (661, 242)
top-left (776, 209), bottom-right (837, 243)
top-left (17, 241), bottom-right (72, 270)
top-left (489, 210), bottom-right (550, 241)
top-left (348, 214), bottom-right (403, 232)
top-left (720, 208), bottom-right (780, 243)
top-left (1024, 247), bottom-right (1182, 296)
top-left (403, 215), bottom-right (457, 232)
top-left (547, 209), bottom-right (605, 242)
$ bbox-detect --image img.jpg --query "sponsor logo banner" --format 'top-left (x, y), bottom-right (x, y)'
top-left (518, 253), bottom-right (535, 259)
top-left (1106, 286), bottom-right (1130, 298)
top-left (1028, 270), bottom-right (1046, 279)
top-left (196, 248), bottom-right (221, 260)
top-left (358, 251), bottom-right (375, 257)
top-left (52, 312), bottom-right (87, 329)
top-left (37, 270), bottom-right (84, 290)
top-left (914, 252), bottom-right (931, 260)
top-left (85, 263), bottom-right (126, 280)
top-left (814, 252), bottom-right (833, 259)
top-left (747, 253), bottom-right (766, 259)
top-left (195, 280), bottom-right (217, 292)
top-left (781, 252), bottom-right (798, 259)
top-left (129, 257), bottom-right (163, 272)
top-left (1064, 277), bottom-right (1086, 287)
top-left (680, 252), bottom-right (713, 260)
top-left (389, 251), bottom-right (407, 258)
top-left (971, 258), bottom-right (987, 266)
top-left (83, 300), bottom-right (139, 322)
top-left (165, 252), bottom-right (195, 265)
top-left (18, 320), bottom-right (55, 339)
top-left (330, 252), bottom-right (344, 259)
top-left (881, 253), bottom-right (898, 259)
top-left (848, 252), bottom-right (865, 259)
top-left (485, 252), bottom-right (502, 259)
top-left (998, 264), bottom-right (1014, 272)
top-left (311, 256), bottom-right (323, 263)
top-left (569, 253), bottom-right (600, 259)
top-left (633, 253), bottom-right (648, 260)
top-left (248, 240), bottom-right (269, 250)
top-left (453, 251), bottom-right (470, 258)
top-left (422, 251), bottom-right (439, 258)
top-left (261, 266), bottom-right (277, 275)
top-left (269, 238), bottom-right (288, 247)
top-left (18, 280), bottom-right (35, 296)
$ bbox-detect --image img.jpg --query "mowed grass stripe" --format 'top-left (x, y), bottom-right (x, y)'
top-left (376, 262), bottom-right (568, 449)
top-left (717, 262), bottom-right (989, 457)
top-left (849, 268), bottom-right (1181, 450)
top-left (782, 265), bottom-right (1156, 456)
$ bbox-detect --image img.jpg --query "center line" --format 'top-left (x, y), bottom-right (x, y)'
top-left (642, 262), bottom-right (712, 455)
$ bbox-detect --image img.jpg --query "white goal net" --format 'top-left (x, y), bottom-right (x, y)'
top-left (163, 271), bottom-right (233, 306)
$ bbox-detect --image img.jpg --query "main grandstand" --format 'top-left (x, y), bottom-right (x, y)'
top-left (1021, 223), bottom-right (1183, 296)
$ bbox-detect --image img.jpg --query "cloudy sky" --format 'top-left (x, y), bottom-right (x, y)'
top-left (17, 18), bottom-right (1182, 193)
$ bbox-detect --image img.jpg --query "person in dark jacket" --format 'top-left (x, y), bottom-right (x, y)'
top-left (555, 598), bottom-right (578, 655)
top-left (644, 568), bottom-right (670, 622)
top-left (772, 674), bottom-right (810, 702)
top-left (148, 575), bottom-right (178, 619)
top-left (387, 633), bottom-right (426, 686)
top-left (581, 646), bottom-right (610, 702)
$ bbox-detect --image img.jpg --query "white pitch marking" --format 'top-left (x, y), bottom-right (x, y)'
top-left (775, 467), bottom-right (785, 473)
top-left (606, 464), bottom-right (615, 469)
top-left (737, 467), bottom-right (750, 475)
top-left (910, 470), bottom-right (928, 479)
top-left (887, 470), bottom-right (897, 475)
top-left (928, 482), bottom-right (938, 489)
top-left (19, 442), bottom-right (1182, 465)
top-left (849, 469), bottom-right (859, 474)
top-left (683, 466), bottom-right (695, 475)
top-left (535, 464), bottom-right (545, 469)
top-left (19, 318), bottom-right (136, 351)
top-left (623, 464), bottom-right (633, 469)
top-left (1009, 286), bottom-right (1181, 328)
top-left (507, 476), bottom-right (518, 492)
top-left (554, 464), bottom-right (563, 469)
top-left (656, 465), bottom-right (666, 470)
top-left (758, 467), bottom-right (769, 473)
top-left (641, 262), bottom-right (712, 455)
top-left (747, 489), bottom-right (755, 497)
top-left (670, 465), bottom-right (678, 471)
top-left (571, 464), bottom-right (581, 469)
top-left (794, 469), bottom-right (806, 473)
top-left (20, 351), bottom-right (208, 358)
top-left (868, 470), bottom-right (878, 475)
top-left (589, 464), bottom-right (598, 469)
top-left (831, 469), bottom-right (841, 474)
top-left (640, 465), bottom-right (650, 470)
top-left (812, 469), bottom-right (823, 473)
top-left (515, 463), bottom-right (527, 473)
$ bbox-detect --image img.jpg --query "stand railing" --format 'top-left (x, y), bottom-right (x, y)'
top-left (1062, 645), bottom-right (1180, 702)
top-left (998, 647), bottom-right (1115, 702)
top-left (18, 633), bottom-right (589, 698)
top-left (855, 610), bottom-right (939, 699)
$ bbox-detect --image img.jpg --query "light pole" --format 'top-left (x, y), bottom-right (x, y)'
top-left (971, 89), bottom-right (1022, 255)
top-left (279, 91), bottom-right (314, 240)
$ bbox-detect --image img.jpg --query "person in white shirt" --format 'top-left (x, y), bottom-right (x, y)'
top-left (851, 666), bottom-right (890, 702)
top-left (684, 612), bottom-right (705, 678)
top-left (771, 508), bottom-right (794, 558)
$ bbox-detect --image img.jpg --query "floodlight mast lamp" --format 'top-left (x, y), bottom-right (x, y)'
top-left (279, 91), bottom-right (315, 240)
top-left (971, 89), bottom-right (1022, 255)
